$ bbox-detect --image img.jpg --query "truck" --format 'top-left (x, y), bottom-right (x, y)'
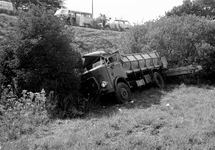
top-left (0, 1), bottom-right (13, 11)
top-left (81, 51), bottom-right (202, 103)
top-left (55, 9), bottom-right (93, 27)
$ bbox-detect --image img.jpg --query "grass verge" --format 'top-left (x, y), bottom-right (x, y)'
top-left (2, 84), bottom-right (215, 150)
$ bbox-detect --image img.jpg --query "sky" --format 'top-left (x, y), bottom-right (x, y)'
top-left (63, 0), bottom-right (183, 24)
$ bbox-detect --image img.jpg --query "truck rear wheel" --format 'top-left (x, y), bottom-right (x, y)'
top-left (153, 72), bottom-right (165, 89)
top-left (115, 82), bottom-right (131, 103)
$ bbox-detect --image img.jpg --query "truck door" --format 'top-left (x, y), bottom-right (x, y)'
top-left (107, 52), bottom-right (127, 80)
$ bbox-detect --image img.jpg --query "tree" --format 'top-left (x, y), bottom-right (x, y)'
top-left (0, 5), bottom-right (83, 117)
top-left (125, 15), bottom-right (215, 82)
top-left (195, 0), bottom-right (215, 10)
top-left (166, 0), bottom-right (215, 18)
top-left (11, 0), bottom-right (63, 10)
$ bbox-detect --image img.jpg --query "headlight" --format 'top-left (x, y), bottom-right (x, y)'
top-left (101, 81), bottom-right (108, 88)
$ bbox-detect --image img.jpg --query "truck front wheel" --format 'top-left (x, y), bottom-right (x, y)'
top-left (115, 82), bottom-right (131, 103)
top-left (153, 72), bottom-right (165, 89)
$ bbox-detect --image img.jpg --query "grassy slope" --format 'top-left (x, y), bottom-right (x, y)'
top-left (0, 14), bottom-right (17, 41)
top-left (71, 26), bottom-right (127, 53)
top-left (3, 84), bottom-right (215, 150)
top-left (0, 14), bottom-right (125, 53)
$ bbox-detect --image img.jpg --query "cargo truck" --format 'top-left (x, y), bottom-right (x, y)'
top-left (81, 51), bottom-right (202, 103)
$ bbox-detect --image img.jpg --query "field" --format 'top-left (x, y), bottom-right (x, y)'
top-left (1, 84), bottom-right (215, 150)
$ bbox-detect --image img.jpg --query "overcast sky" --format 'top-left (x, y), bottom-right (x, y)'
top-left (63, 0), bottom-right (183, 24)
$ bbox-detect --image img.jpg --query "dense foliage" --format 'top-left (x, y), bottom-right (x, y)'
top-left (0, 5), bottom-right (83, 117)
top-left (166, 0), bottom-right (215, 18)
top-left (125, 15), bottom-right (215, 82)
top-left (0, 9), bottom-right (17, 16)
top-left (11, 0), bottom-right (63, 10)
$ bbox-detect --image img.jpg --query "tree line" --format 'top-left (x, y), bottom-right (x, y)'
top-left (5, 0), bottom-right (62, 10)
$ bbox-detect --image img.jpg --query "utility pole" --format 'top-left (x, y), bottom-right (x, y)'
top-left (92, 0), bottom-right (94, 18)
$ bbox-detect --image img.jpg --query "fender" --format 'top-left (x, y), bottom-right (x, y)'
top-left (113, 77), bottom-right (130, 90)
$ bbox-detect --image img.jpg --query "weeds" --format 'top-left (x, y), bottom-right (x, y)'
top-left (1, 85), bottom-right (215, 150)
top-left (0, 88), bottom-right (49, 144)
top-left (11, 84), bottom-right (215, 150)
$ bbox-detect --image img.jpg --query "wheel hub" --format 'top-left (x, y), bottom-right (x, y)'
top-left (120, 88), bottom-right (128, 99)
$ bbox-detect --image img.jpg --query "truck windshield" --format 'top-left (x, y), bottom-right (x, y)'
top-left (83, 56), bottom-right (106, 71)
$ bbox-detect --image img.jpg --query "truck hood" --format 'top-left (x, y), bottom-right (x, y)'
top-left (81, 65), bottom-right (106, 83)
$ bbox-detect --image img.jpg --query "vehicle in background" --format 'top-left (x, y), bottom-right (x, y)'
top-left (0, 1), bottom-right (13, 11)
top-left (54, 8), bottom-right (70, 17)
top-left (108, 19), bottom-right (132, 31)
top-left (54, 9), bottom-right (132, 31)
top-left (55, 8), bottom-right (93, 27)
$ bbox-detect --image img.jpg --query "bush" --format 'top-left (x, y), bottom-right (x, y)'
top-left (0, 9), bottom-right (18, 16)
top-left (125, 15), bottom-right (215, 82)
top-left (0, 5), bottom-right (84, 118)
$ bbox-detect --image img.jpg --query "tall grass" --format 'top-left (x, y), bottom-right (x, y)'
top-left (0, 89), bottom-right (49, 144)
top-left (2, 84), bottom-right (215, 150)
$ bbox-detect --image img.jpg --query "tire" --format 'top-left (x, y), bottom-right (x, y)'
top-left (153, 72), bottom-right (165, 89)
top-left (115, 82), bottom-right (131, 103)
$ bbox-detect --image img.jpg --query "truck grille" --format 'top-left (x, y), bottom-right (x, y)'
top-left (81, 77), bottom-right (99, 96)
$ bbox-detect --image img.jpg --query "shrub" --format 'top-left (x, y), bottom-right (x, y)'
top-left (0, 9), bottom-right (18, 16)
top-left (125, 15), bottom-right (215, 82)
top-left (0, 5), bottom-right (84, 118)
